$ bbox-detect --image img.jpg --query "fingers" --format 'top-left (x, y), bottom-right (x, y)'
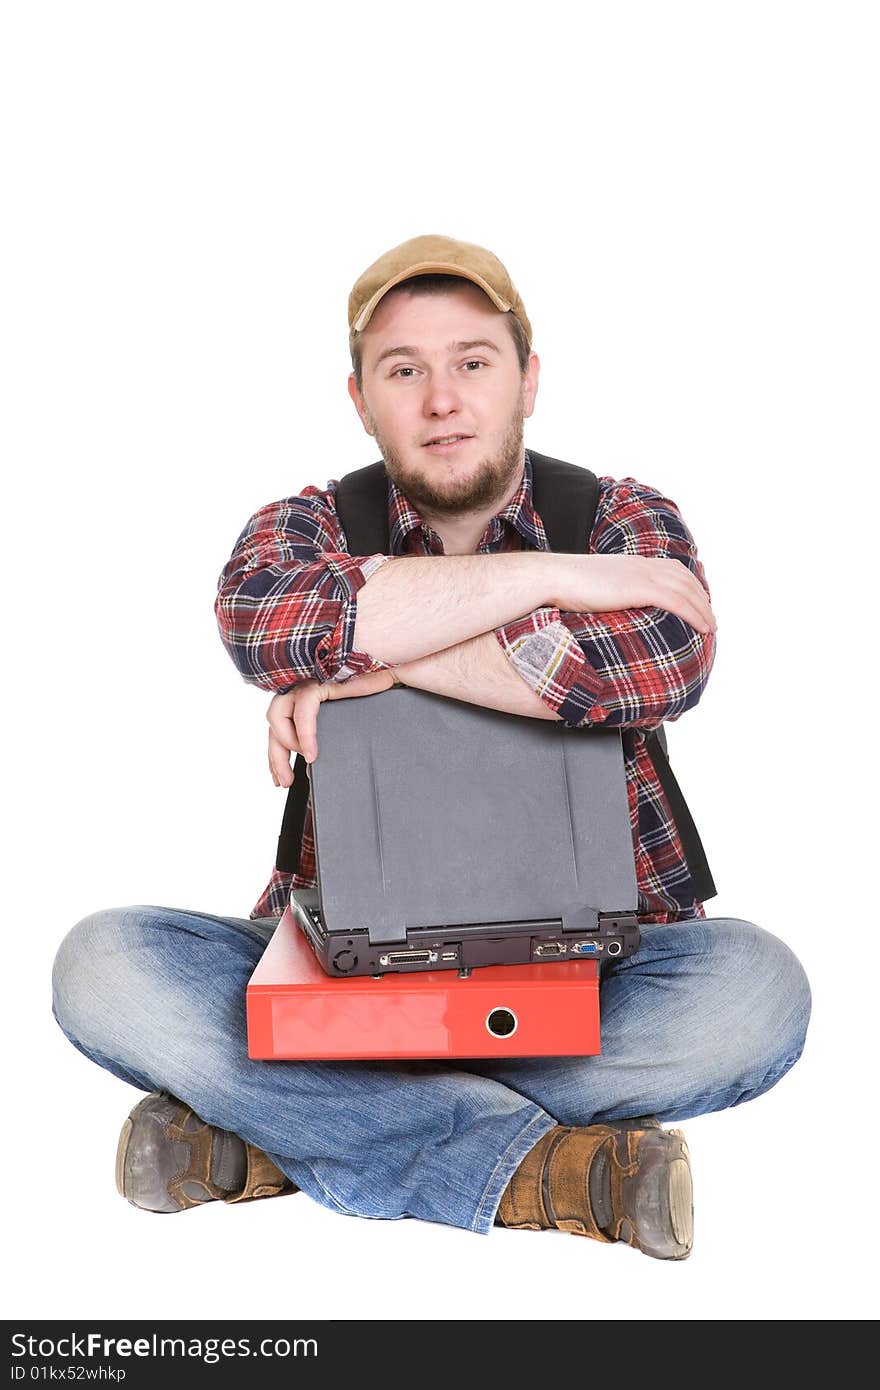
top-left (266, 685), bottom-right (317, 783)
top-left (681, 570), bottom-right (716, 633)
top-left (265, 674), bottom-right (397, 786)
top-left (292, 684), bottom-right (321, 764)
top-left (266, 684), bottom-right (323, 763)
top-left (267, 693), bottom-right (304, 754)
top-left (267, 689), bottom-right (319, 783)
top-left (268, 730), bottom-right (293, 788)
top-left (664, 564), bottom-right (716, 633)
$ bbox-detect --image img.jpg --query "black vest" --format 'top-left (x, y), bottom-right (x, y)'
top-left (275, 451), bottom-right (717, 904)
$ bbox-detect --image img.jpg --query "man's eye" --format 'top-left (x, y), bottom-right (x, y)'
top-left (390, 361), bottom-right (485, 378)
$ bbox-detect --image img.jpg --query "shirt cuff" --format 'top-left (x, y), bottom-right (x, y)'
top-left (494, 607), bottom-right (607, 728)
top-left (314, 552), bottom-right (395, 682)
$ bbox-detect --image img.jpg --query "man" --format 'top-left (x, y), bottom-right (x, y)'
top-left (52, 235), bottom-right (811, 1260)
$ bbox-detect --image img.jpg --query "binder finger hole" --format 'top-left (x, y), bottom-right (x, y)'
top-left (486, 1007), bottom-right (518, 1038)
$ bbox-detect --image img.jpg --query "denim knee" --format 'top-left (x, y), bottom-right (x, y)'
top-left (51, 907), bottom-right (130, 1046)
top-left (688, 917), bottom-right (812, 1106)
top-left (595, 915), bottom-right (813, 1119)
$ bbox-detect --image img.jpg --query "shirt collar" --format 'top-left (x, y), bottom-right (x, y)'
top-left (387, 448), bottom-right (549, 553)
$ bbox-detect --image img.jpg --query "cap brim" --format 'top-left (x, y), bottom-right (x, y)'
top-left (351, 261), bottom-right (513, 334)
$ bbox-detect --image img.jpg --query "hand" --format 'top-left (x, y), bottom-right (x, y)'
top-left (267, 668), bottom-right (401, 787)
top-left (551, 555), bottom-right (717, 634)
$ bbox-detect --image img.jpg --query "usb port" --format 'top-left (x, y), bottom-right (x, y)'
top-left (440, 951), bottom-right (459, 961)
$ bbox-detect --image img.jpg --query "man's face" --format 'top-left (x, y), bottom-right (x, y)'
top-left (348, 281), bottom-right (539, 517)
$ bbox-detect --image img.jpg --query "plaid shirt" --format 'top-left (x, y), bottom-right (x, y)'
top-left (215, 450), bottom-right (716, 924)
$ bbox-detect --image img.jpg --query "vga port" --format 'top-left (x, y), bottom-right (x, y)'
top-left (570, 940), bottom-right (604, 954)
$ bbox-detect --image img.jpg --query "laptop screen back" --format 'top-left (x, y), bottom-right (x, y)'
top-left (308, 688), bottom-right (638, 945)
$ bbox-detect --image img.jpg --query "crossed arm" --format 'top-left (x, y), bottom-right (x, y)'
top-left (213, 476), bottom-right (717, 783)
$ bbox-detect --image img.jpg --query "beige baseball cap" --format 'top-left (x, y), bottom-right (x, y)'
top-left (347, 233), bottom-right (532, 347)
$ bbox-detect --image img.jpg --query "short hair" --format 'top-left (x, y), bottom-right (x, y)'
top-left (350, 273), bottom-right (531, 392)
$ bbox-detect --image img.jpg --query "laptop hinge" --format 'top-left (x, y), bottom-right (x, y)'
top-left (403, 909), bottom-right (608, 940)
top-left (559, 902), bottom-right (600, 934)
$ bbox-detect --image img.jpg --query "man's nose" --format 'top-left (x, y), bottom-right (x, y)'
top-left (421, 371), bottom-right (463, 417)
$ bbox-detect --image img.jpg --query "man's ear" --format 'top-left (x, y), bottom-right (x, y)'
top-left (348, 374), bottom-right (374, 436)
top-left (522, 352), bottom-right (540, 420)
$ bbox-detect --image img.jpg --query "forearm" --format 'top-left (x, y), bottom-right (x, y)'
top-left (397, 629), bottom-right (560, 721)
top-left (214, 492), bottom-right (394, 693)
top-left (494, 604), bottom-right (717, 730)
top-left (490, 478), bottom-right (718, 731)
top-left (352, 552), bottom-right (564, 665)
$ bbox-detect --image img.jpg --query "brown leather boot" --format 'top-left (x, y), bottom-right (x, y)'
top-left (115, 1092), bottom-right (298, 1213)
top-left (495, 1119), bottom-right (693, 1260)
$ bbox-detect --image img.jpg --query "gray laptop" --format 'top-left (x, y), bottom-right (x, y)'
top-left (289, 688), bottom-right (641, 977)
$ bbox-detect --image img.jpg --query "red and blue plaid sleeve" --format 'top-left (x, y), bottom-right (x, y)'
top-left (214, 480), bottom-right (393, 693)
top-left (494, 476), bottom-right (716, 730)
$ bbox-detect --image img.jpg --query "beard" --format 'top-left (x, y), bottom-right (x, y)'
top-left (367, 405), bottom-right (526, 518)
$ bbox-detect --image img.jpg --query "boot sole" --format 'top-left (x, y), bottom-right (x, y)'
top-left (114, 1093), bottom-right (191, 1213)
top-left (618, 1127), bottom-right (694, 1260)
top-left (114, 1116), bottom-right (133, 1198)
top-left (668, 1133), bottom-right (693, 1253)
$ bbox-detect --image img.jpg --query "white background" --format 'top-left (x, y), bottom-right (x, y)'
top-left (3, 0), bottom-right (877, 1324)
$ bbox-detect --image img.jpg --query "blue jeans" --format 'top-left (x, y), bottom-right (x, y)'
top-left (51, 906), bottom-right (811, 1234)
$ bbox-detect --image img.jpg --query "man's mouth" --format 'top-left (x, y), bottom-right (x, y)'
top-left (423, 434), bottom-right (474, 452)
